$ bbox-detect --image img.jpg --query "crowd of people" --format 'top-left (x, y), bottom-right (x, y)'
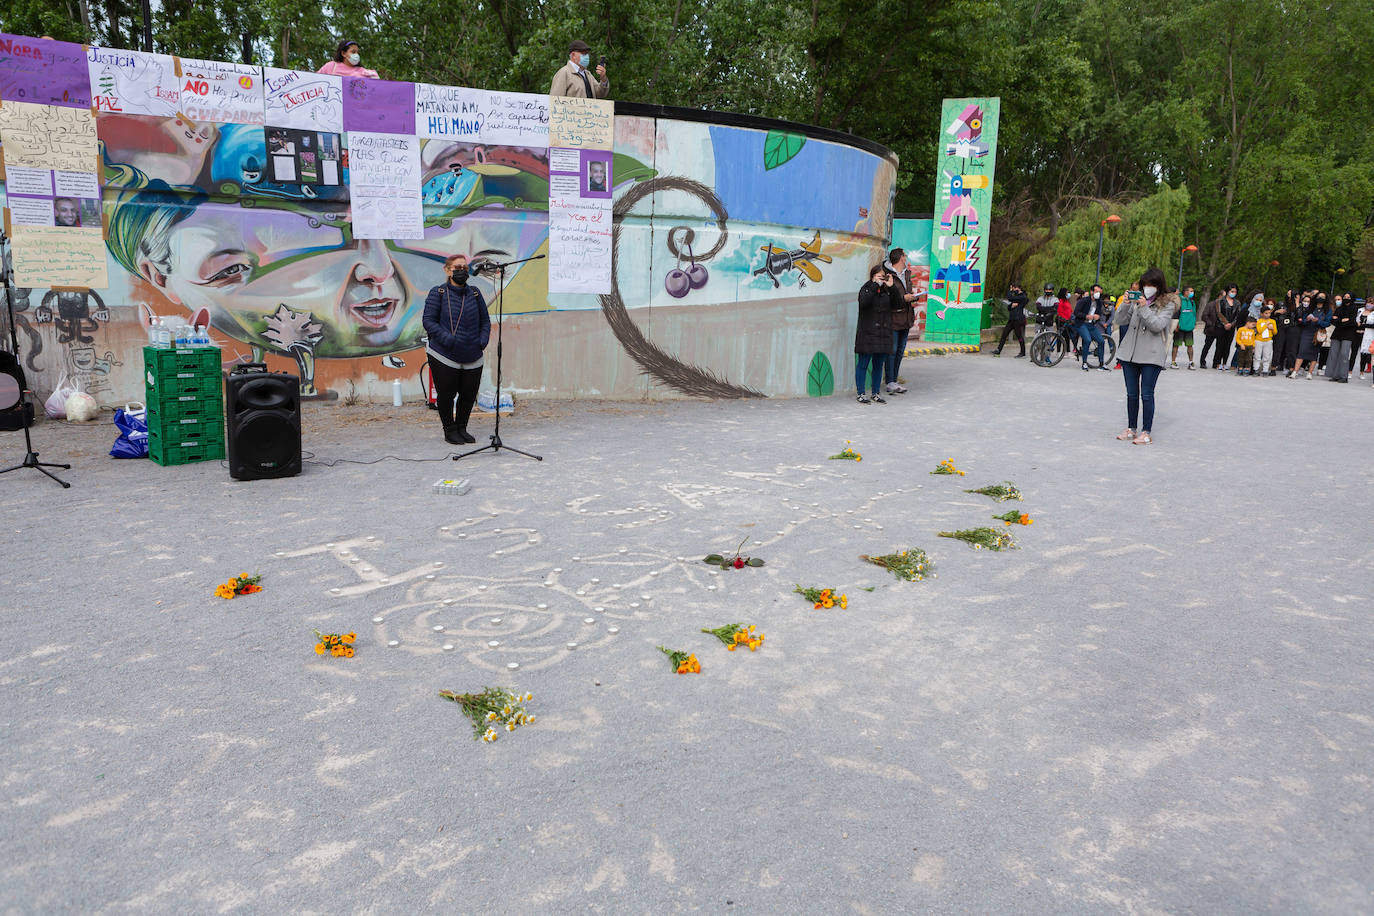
top-left (992, 281), bottom-right (1372, 384)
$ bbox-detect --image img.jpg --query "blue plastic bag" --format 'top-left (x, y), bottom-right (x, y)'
top-left (110, 404), bottom-right (148, 459)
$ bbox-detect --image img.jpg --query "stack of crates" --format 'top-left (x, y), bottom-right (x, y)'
top-left (143, 346), bottom-right (225, 465)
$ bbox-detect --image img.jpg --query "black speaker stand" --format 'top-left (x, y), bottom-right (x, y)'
top-left (0, 233), bottom-right (70, 488)
top-left (454, 255), bottom-right (543, 463)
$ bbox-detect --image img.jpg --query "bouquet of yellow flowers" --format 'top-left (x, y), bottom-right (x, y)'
top-left (930, 458), bottom-right (966, 476)
top-left (658, 646), bottom-right (701, 674)
top-left (993, 510), bottom-right (1034, 526)
top-left (701, 623), bottom-right (765, 651)
top-left (314, 630), bottom-right (357, 657)
top-left (794, 585), bottom-right (847, 609)
top-left (214, 572), bottom-right (263, 599)
top-left (829, 441), bottom-right (861, 461)
top-left (440, 687), bottom-right (534, 742)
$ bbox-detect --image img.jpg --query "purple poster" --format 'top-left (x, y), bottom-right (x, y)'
top-left (342, 78), bottom-right (415, 134)
top-left (0, 34), bottom-right (91, 108)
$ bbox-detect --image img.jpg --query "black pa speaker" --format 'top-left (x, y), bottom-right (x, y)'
top-left (226, 364), bottom-right (301, 480)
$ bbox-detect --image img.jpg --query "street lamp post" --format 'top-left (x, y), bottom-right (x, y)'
top-left (1330, 267), bottom-right (1346, 298)
top-left (1095, 215), bottom-right (1121, 287)
top-left (1177, 244), bottom-right (1199, 292)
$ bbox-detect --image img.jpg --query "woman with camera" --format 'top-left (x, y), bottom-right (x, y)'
top-left (854, 264), bottom-right (895, 404)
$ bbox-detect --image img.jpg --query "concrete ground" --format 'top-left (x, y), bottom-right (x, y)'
top-left (2, 354), bottom-right (1371, 914)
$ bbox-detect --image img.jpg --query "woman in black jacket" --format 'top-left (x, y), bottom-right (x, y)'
top-left (1273, 290), bottom-right (1297, 374)
top-left (1290, 294), bottom-right (1330, 379)
top-left (1325, 293), bottom-right (1359, 382)
top-left (423, 254), bottom-right (491, 443)
top-left (855, 264), bottom-right (894, 403)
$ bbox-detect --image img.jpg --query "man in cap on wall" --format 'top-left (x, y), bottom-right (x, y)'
top-left (550, 40), bottom-right (610, 98)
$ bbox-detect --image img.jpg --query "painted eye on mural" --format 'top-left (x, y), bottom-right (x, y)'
top-left (201, 261), bottom-right (254, 286)
top-left (969, 118), bottom-right (981, 130)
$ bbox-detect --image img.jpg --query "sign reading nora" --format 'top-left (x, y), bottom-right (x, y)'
top-left (925, 97), bottom-right (999, 344)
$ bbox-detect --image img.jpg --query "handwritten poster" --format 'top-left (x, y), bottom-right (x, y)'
top-left (0, 102), bottom-right (99, 172)
top-left (88, 47), bottom-right (180, 116)
top-left (3, 166), bottom-right (100, 227)
top-left (0, 34), bottom-right (91, 108)
top-left (346, 131), bottom-right (422, 239)
top-left (9, 225), bottom-right (108, 288)
top-left (414, 85), bottom-right (549, 146)
top-left (548, 143), bottom-right (612, 294)
top-left (264, 67), bottom-right (343, 133)
top-left (342, 78), bottom-right (415, 135)
top-left (548, 96), bottom-right (614, 149)
top-left (179, 58), bottom-right (265, 125)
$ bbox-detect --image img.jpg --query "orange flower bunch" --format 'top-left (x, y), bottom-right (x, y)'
top-left (214, 572), bottom-right (263, 599)
top-left (658, 646), bottom-right (701, 674)
top-left (794, 585), bottom-right (847, 609)
top-left (828, 440), bottom-right (861, 461)
top-left (931, 458), bottom-right (966, 476)
top-left (994, 510), bottom-right (1034, 526)
top-left (702, 622), bottom-right (765, 652)
top-left (314, 630), bottom-right (357, 657)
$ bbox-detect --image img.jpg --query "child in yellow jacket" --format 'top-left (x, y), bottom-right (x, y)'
top-left (1235, 318), bottom-right (1257, 376)
top-left (1255, 305), bottom-right (1277, 376)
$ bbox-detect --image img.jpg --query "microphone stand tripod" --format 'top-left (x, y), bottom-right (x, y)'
top-left (0, 232), bottom-right (71, 488)
top-left (454, 254), bottom-right (544, 463)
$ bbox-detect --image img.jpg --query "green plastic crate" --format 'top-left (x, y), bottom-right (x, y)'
top-left (147, 395), bottom-right (224, 425)
top-left (143, 345), bottom-right (221, 377)
top-left (145, 371), bottom-right (223, 402)
top-left (148, 416), bottom-right (225, 448)
top-left (148, 436), bottom-right (225, 466)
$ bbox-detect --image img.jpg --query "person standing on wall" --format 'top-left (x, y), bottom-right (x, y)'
top-left (318, 39), bottom-right (379, 78)
top-left (423, 254), bottom-right (491, 445)
top-left (992, 282), bottom-right (1028, 357)
top-left (550, 40), bottom-right (610, 98)
top-left (855, 264), bottom-right (895, 404)
top-left (882, 248), bottom-right (917, 393)
top-left (1114, 267), bottom-right (1177, 446)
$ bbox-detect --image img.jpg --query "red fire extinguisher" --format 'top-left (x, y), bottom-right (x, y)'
top-left (419, 364), bottom-right (437, 409)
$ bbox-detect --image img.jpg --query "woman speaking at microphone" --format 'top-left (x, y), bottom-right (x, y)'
top-left (423, 254), bottom-right (491, 445)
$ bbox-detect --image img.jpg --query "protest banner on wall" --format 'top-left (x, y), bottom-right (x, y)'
top-left (179, 58), bottom-right (265, 125)
top-left (343, 78), bottom-right (415, 135)
top-left (9, 226), bottom-right (108, 287)
top-left (547, 145), bottom-right (613, 295)
top-left (264, 67), bottom-right (343, 133)
top-left (87, 47), bottom-right (179, 116)
top-left (925, 97), bottom-right (1000, 344)
top-left (548, 96), bottom-right (614, 149)
top-left (414, 85), bottom-right (549, 147)
top-left (346, 131), bottom-right (422, 239)
top-left (0, 34), bottom-right (91, 108)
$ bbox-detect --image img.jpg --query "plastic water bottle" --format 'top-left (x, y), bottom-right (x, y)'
top-left (392, 378), bottom-right (403, 407)
top-left (156, 319), bottom-right (172, 349)
top-left (192, 325), bottom-right (210, 348)
top-left (148, 318), bottom-right (162, 348)
top-left (174, 321), bottom-right (192, 349)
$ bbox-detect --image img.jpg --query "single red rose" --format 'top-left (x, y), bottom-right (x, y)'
top-left (734, 557), bottom-right (745, 569)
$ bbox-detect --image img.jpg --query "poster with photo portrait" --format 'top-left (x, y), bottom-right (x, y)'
top-left (582, 151), bottom-right (612, 199)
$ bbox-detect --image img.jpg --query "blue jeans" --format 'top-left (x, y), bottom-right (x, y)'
top-left (855, 353), bottom-right (887, 395)
top-left (1076, 322), bottom-right (1104, 365)
top-left (886, 328), bottom-right (911, 384)
top-left (1121, 361), bottom-right (1162, 432)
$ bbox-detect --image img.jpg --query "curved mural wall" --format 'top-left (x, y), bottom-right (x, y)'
top-left (0, 38), bottom-right (896, 404)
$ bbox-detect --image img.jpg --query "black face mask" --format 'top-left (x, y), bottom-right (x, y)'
top-left (450, 267), bottom-right (469, 284)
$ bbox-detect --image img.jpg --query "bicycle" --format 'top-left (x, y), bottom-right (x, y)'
top-left (1030, 318), bottom-right (1116, 368)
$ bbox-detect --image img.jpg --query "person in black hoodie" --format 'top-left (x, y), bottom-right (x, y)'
top-left (854, 263), bottom-right (895, 403)
top-left (1272, 290), bottom-right (1297, 375)
top-left (1325, 293), bottom-right (1359, 382)
top-left (993, 283), bottom-right (1029, 357)
top-left (423, 254), bottom-right (491, 444)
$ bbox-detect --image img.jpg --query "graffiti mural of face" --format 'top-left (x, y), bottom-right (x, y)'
top-left (137, 202), bottom-right (417, 357)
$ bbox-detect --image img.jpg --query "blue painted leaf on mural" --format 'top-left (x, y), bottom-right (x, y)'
top-left (806, 351), bottom-right (835, 397)
top-left (764, 131), bottom-right (806, 170)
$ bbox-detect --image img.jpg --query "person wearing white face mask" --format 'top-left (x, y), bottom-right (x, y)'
top-left (550, 40), bottom-right (610, 98)
top-left (318, 39), bottom-right (379, 79)
top-left (1113, 267), bottom-right (1178, 445)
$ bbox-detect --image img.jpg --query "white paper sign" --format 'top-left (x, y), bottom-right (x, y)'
top-left (548, 196), bottom-right (611, 294)
top-left (4, 167), bottom-right (53, 196)
top-left (7, 197), bottom-right (56, 226)
top-left (179, 58), bottom-right (265, 125)
top-left (263, 67), bottom-right (343, 132)
top-left (88, 47), bottom-right (180, 117)
top-left (54, 170), bottom-right (100, 197)
top-left (414, 84), bottom-right (549, 147)
top-left (352, 187), bottom-right (423, 240)
top-left (347, 131), bottom-right (421, 188)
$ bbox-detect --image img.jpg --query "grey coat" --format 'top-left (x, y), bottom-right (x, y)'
top-left (1116, 291), bottom-right (1178, 367)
